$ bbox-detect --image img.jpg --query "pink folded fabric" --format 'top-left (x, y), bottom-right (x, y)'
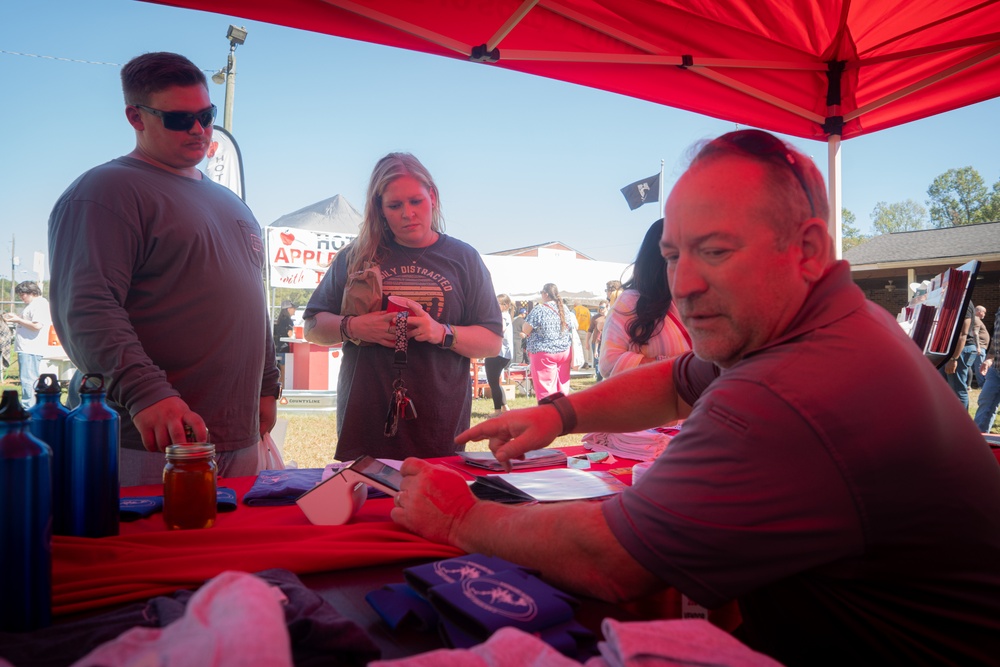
top-left (593, 618), bottom-right (784, 667)
top-left (371, 626), bottom-right (581, 667)
top-left (70, 571), bottom-right (293, 667)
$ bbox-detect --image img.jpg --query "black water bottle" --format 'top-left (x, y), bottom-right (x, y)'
top-left (65, 373), bottom-right (120, 537)
top-left (0, 389), bottom-right (52, 631)
top-left (29, 374), bottom-right (72, 535)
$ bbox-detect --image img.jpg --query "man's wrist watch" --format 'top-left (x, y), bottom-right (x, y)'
top-left (538, 391), bottom-right (577, 436)
top-left (263, 383), bottom-right (282, 400)
top-left (439, 323), bottom-right (455, 350)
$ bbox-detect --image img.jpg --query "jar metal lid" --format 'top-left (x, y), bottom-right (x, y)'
top-left (165, 443), bottom-right (216, 460)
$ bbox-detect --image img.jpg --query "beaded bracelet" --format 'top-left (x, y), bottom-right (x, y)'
top-left (340, 315), bottom-right (357, 344)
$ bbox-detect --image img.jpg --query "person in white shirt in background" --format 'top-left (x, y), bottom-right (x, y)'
top-left (3, 281), bottom-right (51, 408)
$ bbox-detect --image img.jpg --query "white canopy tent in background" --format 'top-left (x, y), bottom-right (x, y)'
top-left (266, 195), bottom-right (630, 307)
top-left (481, 251), bottom-right (631, 307)
top-left (266, 194), bottom-right (362, 295)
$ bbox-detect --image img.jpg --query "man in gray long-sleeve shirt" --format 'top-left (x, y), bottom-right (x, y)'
top-left (48, 52), bottom-right (280, 485)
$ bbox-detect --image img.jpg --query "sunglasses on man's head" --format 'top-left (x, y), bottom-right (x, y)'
top-left (134, 104), bottom-right (217, 132)
top-left (714, 129), bottom-right (816, 218)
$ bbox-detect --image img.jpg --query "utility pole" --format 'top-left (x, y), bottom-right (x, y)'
top-left (211, 25), bottom-right (248, 133)
top-left (9, 234), bottom-right (14, 309)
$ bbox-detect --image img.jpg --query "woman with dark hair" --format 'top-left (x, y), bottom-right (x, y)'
top-left (303, 152), bottom-right (502, 459)
top-left (485, 294), bottom-right (515, 417)
top-left (599, 219), bottom-right (690, 378)
top-left (522, 283), bottom-right (575, 401)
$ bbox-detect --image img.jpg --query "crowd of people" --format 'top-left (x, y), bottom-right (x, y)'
top-left (18, 47), bottom-right (1000, 665)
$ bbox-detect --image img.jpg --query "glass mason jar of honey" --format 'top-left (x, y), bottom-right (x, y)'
top-left (163, 443), bottom-right (217, 530)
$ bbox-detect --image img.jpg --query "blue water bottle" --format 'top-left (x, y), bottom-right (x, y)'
top-left (65, 373), bottom-right (120, 537)
top-left (29, 374), bottom-right (72, 535)
top-left (0, 389), bottom-right (53, 631)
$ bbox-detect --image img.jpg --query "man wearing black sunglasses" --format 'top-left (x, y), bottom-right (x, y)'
top-left (48, 52), bottom-right (280, 486)
top-left (393, 130), bottom-right (1000, 664)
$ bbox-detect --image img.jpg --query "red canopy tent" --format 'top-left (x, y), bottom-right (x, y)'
top-left (142, 0), bottom-right (1000, 254)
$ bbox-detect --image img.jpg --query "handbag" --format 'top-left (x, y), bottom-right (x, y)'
top-left (341, 261), bottom-right (383, 316)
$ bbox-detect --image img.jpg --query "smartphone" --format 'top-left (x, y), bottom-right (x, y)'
top-left (343, 455), bottom-right (402, 496)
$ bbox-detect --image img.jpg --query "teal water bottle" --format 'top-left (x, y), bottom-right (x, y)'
top-left (65, 373), bottom-right (120, 537)
top-left (29, 374), bottom-right (72, 535)
top-left (0, 389), bottom-right (53, 631)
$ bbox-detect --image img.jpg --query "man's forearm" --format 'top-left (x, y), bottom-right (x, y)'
top-left (568, 359), bottom-right (685, 434)
top-left (452, 499), bottom-right (658, 603)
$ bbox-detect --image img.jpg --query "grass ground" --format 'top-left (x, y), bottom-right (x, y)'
top-left (279, 381), bottom-right (999, 468)
top-left (3, 368), bottom-right (995, 470)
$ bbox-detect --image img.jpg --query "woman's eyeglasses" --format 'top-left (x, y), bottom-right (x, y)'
top-left (712, 129), bottom-right (816, 218)
top-left (134, 104), bottom-right (217, 132)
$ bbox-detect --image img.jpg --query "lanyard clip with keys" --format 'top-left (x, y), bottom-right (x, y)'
top-left (385, 311), bottom-right (418, 437)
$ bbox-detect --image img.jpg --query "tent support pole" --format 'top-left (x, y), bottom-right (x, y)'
top-left (828, 134), bottom-right (842, 260)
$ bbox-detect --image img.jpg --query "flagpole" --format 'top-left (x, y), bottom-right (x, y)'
top-left (658, 159), bottom-right (665, 218)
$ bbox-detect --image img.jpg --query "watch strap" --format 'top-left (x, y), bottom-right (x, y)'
top-left (539, 392), bottom-right (577, 436)
top-left (439, 323), bottom-right (455, 350)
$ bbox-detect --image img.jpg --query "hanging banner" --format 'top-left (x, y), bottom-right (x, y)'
top-left (205, 125), bottom-right (245, 201)
top-left (268, 227), bottom-right (356, 286)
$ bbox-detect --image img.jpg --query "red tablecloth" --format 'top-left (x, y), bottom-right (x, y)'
top-left (53, 447), bottom-right (631, 616)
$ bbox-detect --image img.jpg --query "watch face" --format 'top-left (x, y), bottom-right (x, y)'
top-left (441, 325), bottom-right (454, 348)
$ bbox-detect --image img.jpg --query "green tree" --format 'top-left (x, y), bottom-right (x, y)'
top-left (272, 287), bottom-right (315, 312)
top-left (870, 199), bottom-right (928, 235)
top-left (841, 208), bottom-right (867, 253)
top-left (926, 166), bottom-right (990, 227)
top-left (982, 177), bottom-right (1000, 222)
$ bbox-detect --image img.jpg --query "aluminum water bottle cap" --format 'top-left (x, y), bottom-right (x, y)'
top-left (34, 374), bottom-right (61, 395)
top-left (0, 390), bottom-right (29, 421)
top-left (78, 373), bottom-right (108, 395)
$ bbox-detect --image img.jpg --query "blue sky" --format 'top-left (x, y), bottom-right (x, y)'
top-left (3, 0), bottom-right (999, 282)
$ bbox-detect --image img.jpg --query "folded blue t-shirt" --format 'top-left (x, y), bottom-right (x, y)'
top-left (120, 487), bottom-right (238, 521)
top-left (242, 469), bottom-right (324, 506)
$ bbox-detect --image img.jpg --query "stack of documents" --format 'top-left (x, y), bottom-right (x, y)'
top-left (470, 468), bottom-right (626, 504)
top-left (458, 449), bottom-right (567, 470)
